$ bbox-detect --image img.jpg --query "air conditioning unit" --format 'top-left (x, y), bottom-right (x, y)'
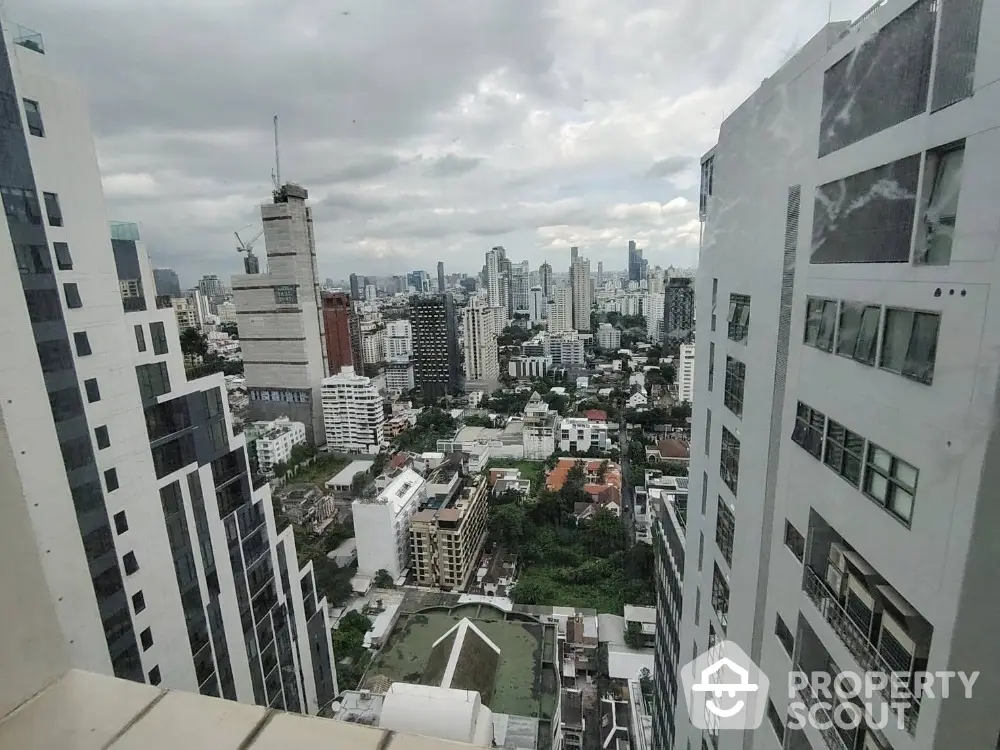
top-left (845, 571), bottom-right (880, 638)
top-left (826, 542), bottom-right (848, 598)
top-left (877, 609), bottom-right (928, 676)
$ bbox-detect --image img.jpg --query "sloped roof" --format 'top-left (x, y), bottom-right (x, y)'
top-left (422, 618), bottom-right (501, 706)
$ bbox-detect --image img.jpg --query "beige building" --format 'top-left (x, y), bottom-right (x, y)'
top-left (409, 475), bottom-right (489, 591)
top-left (171, 295), bottom-right (199, 331)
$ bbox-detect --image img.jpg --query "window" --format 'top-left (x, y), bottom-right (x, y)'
top-left (784, 521), bottom-right (805, 561)
top-left (114, 511), bottom-right (128, 534)
top-left (73, 331), bottom-right (91, 356)
top-left (836, 301), bottom-right (880, 365)
top-left (64, 282), bottom-right (82, 309)
top-left (727, 294), bottom-right (750, 342)
top-left (123, 551), bottom-right (139, 575)
top-left (804, 298), bottom-right (837, 352)
top-left (716, 498), bottom-right (735, 568)
top-left (710, 278), bottom-right (718, 331)
top-left (43, 192), bottom-right (62, 226)
top-left (880, 308), bottom-right (940, 384)
top-left (149, 666), bottom-right (161, 685)
top-left (1, 186), bottom-right (41, 224)
top-left (23, 98), bottom-right (44, 136)
top-left (824, 419), bottom-right (865, 486)
top-left (700, 472), bottom-right (708, 515)
top-left (694, 587), bottom-right (701, 626)
top-left (697, 532), bottom-right (704, 571)
top-left (864, 443), bottom-right (918, 524)
top-left (791, 402), bottom-right (825, 459)
top-left (136, 362), bottom-right (171, 400)
top-left (37, 339), bottom-right (73, 372)
top-left (775, 614), bottom-right (794, 656)
top-left (53, 242), bottom-right (72, 270)
top-left (84, 378), bottom-right (100, 403)
top-left (83, 527), bottom-right (114, 562)
top-left (916, 144), bottom-right (964, 265)
top-left (48, 386), bottom-right (83, 422)
top-left (274, 285), bottom-right (298, 304)
top-left (711, 564), bottom-right (729, 629)
top-left (104, 468), bottom-right (119, 492)
top-left (132, 591), bottom-right (146, 614)
top-left (24, 289), bottom-right (62, 322)
top-left (134, 324), bottom-right (146, 352)
top-left (150, 321), bottom-right (168, 355)
top-left (723, 357), bottom-right (745, 417)
top-left (699, 156), bottom-right (714, 218)
top-left (704, 408), bottom-right (711, 456)
top-left (139, 627), bottom-right (153, 651)
top-left (707, 341), bottom-right (715, 391)
top-left (95, 425), bottom-right (110, 449)
top-left (14, 244), bottom-right (50, 274)
top-left (766, 700), bottom-right (785, 742)
top-left (719, 427), bottom-right (740, 495)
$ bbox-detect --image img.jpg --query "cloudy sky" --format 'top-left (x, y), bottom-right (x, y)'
top-left (10, 0), bottom-right (875, 287)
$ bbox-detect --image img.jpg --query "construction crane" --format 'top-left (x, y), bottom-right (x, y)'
top-left (236, 225), bottom-right (264, 274)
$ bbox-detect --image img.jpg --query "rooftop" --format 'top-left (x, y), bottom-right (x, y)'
top-left (362, 603), bottom-right (559, 733)
top-left (360, 468), bottom-right (424, 514)
top-left (652, 438), bottom-right (690, 460)
top-left (279, 484), bottom-right (322, 504)
top-left (327, 459), bottom-right (376, 488)
top-left (583, 409), bottom-right (607, 422)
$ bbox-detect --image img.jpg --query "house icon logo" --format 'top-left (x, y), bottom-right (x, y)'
top-left (680, 641), bottom-right (770, 731)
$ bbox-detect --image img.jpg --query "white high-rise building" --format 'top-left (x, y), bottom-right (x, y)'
top-left (676, 342), bottom-right (695, 404)
top-left (646, 291), bottom-right (664, 341)
top-left (0, 23), bottom-right (336, 713)
top-left (352, 468), bottom-right (426, 579)
top-left (386, 319), bottom-right (413, 362)
top-left (233, 181), bottom-right (327, 443)
top-left (321, 367), bottom-right (385, 454)
top-left (361, 325), bottom-right (386, 365)
top-left (463, 300), bottom-right (500, 389)
top-left (570, 256), bottom-right (592, 331)
top-left (664, 6), bottom-right (1000, 750)
top-left (549, 332), bottom-right (585, 367)
top-left (597, 322), bottom-right (621, 351)
top-left (528, 286), bottom-right (545, 323)
top-left (485, 246), bottom-right (504, 309)
top-left (549, 284), bottom-right (573, 333)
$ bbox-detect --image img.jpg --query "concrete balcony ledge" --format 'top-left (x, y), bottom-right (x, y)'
top-left (0, 670), bottom-right (473, 750)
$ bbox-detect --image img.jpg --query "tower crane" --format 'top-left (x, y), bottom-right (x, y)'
top-left (236, 225), bottom-right (265, 274)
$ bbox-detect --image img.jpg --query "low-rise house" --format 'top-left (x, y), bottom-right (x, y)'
top-left (558, 417), bottom-right (610, 454)
top-left (279, 484), bottom-right (334, 526)
top-left (546, 458), bottom-right (622, 506)
top-left (645, 438), bottom-right (691, 465)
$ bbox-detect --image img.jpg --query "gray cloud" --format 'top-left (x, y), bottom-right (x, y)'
top-left (7, 0), bottom-right (878, 284)
top-left (646, 156), bottom-right (692, 178)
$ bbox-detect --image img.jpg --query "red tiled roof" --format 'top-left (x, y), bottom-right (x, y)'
top-left (583, 409), bottom-right (608, 422)
top-left (655, 438), bottom-right (690, 459)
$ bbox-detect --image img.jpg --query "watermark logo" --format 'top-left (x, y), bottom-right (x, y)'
top-left (680, 641), bottom-right (770, 730)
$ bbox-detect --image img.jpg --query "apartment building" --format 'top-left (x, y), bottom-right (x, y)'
top-left (171, 295), bottom-right (199, 331)
top-left (410, 293), bottom-right (461, 400)
top-left (597, 322), bottom-right (621, 351)
top-left (352, 468), bottom-right (425, 579)
top-left (570, 256), bottom-right (592, 332)
top-left (677, 343), bottom-right (696, 404)
top-left (247, 417), bottom-right (306, 476)
top-left (550, 331), bottom-right (586, 367)
top-left (0, 18), bottom-right (335, 713)
top-left (669, 3), bottom-right (1000, 749)
top-left (385, 318), bottom-right (413, 361)
top-left (320, 291), bottom-right (353, 375)
top-left (409, 476), bottom-right (489, 591)
top-left (508, 354), bottom-right (552, 380)
top-left (321, 367), bottom-right (385, 454)
top-left (550, 284), bottom-right (574, 332)
top-left (463, 299), bottom-right (500, 390)
top-left (558, 417), bottom-right (609, 454)
top-left (662, 277), bottom-right (694, 351)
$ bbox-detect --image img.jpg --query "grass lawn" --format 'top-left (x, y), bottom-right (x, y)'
top-left (291, 453), bottom-right (353, 489)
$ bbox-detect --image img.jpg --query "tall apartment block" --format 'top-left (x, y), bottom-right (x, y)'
top-left (409, 475), bottom-right (489, 591)
top-left (321, 367), bottom-right (385, 454)
top-left (668, 2), bottom-right (1000, 749)
top-left (411, 293), bottom-right (461, 401)
top-left (437, 260), bottom-right (446, 292)
top-left (570, 255), bottom-right (592, 331)
top-left (0, 20), bottom-right (335, 713)
top-left (233, 184), bottom-right (328, 444)
top-left (320, 291), bottom-right (353, 375)
top-left (662, 276), bottom-right (695, 352)
top-left (463, 299), bottom-right (500, 391)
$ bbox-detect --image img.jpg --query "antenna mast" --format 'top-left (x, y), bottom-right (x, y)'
top-left (273, 115), bottom-right (281, 189)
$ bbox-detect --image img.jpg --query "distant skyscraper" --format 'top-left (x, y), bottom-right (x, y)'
top-left (153, 268), bottom-right (181, 297)
top-left (485, 248), bottom-right (503, 308)
top-left (528, 287), bottom-right (545, 324)
top-left (198, 273), bottom-right (224, 299)
top-left (349, 273), bottom-right (361, 300)
top-left (597, 261), bottom-right (604, 288)
top-left (511, 264), bottom-right (530, 313)
top-left (410, 293), bottom-right (461, 401)
top-left (550, 285), bottom-right (573, 333)
top-left (321, 291), bottom-right (354, 375)
top-left (570, 246), bottom-right (579, 264)
top-left (233, 184), bottom-right (328, 443)
top-left (463, 300), bottom-right (500, 390)
top-left (570, 256), bottom-right (592, 332)
top-left (662, 277), bottom-right (695, 349)
top-left (0, 28), bottom-right (335, 713)
top-left (437, 261), bottom-right (445, 292)
top-left (628, 240), bottom-right (644, 282)
top-left (539, 261), bottom-right (552, 298)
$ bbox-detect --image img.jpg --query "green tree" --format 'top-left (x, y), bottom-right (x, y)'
top-left (373, 569), bottom-right (395, 589)
top-left (273, 461), bottom-right (288, 478)
top-left (180, 327), bottom-right (208, 358)
top-left (339, 610), bottom-right (373, 635)
top-left (661, 460), bottom-right (689, 477)
top-left (583, 508), bottom-right (628, 557)
top-left (489, 503), bottom-right (528, 547)
top-left (624, 620), bottom-right (645, 650)
top-left (218, 322), bottom-right (239, 337)
top-left (510, 577), bottom-right (552, 605)
top-left (596, 460), bottom-right (609, 483)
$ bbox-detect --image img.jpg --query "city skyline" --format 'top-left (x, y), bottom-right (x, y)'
top-left (6, 0), bottom-right (877, 284)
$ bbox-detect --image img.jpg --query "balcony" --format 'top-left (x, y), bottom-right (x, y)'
top-left (12, 25), bottom-right (44, 54)
top-left (156, 295), bottom-right (173, 309)
top-left (109, 221), bottom-right (140, 241)
top-left (793, 663), bottom-right (851, 750)
top-left (802, 565), bottom-right (919, 734)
